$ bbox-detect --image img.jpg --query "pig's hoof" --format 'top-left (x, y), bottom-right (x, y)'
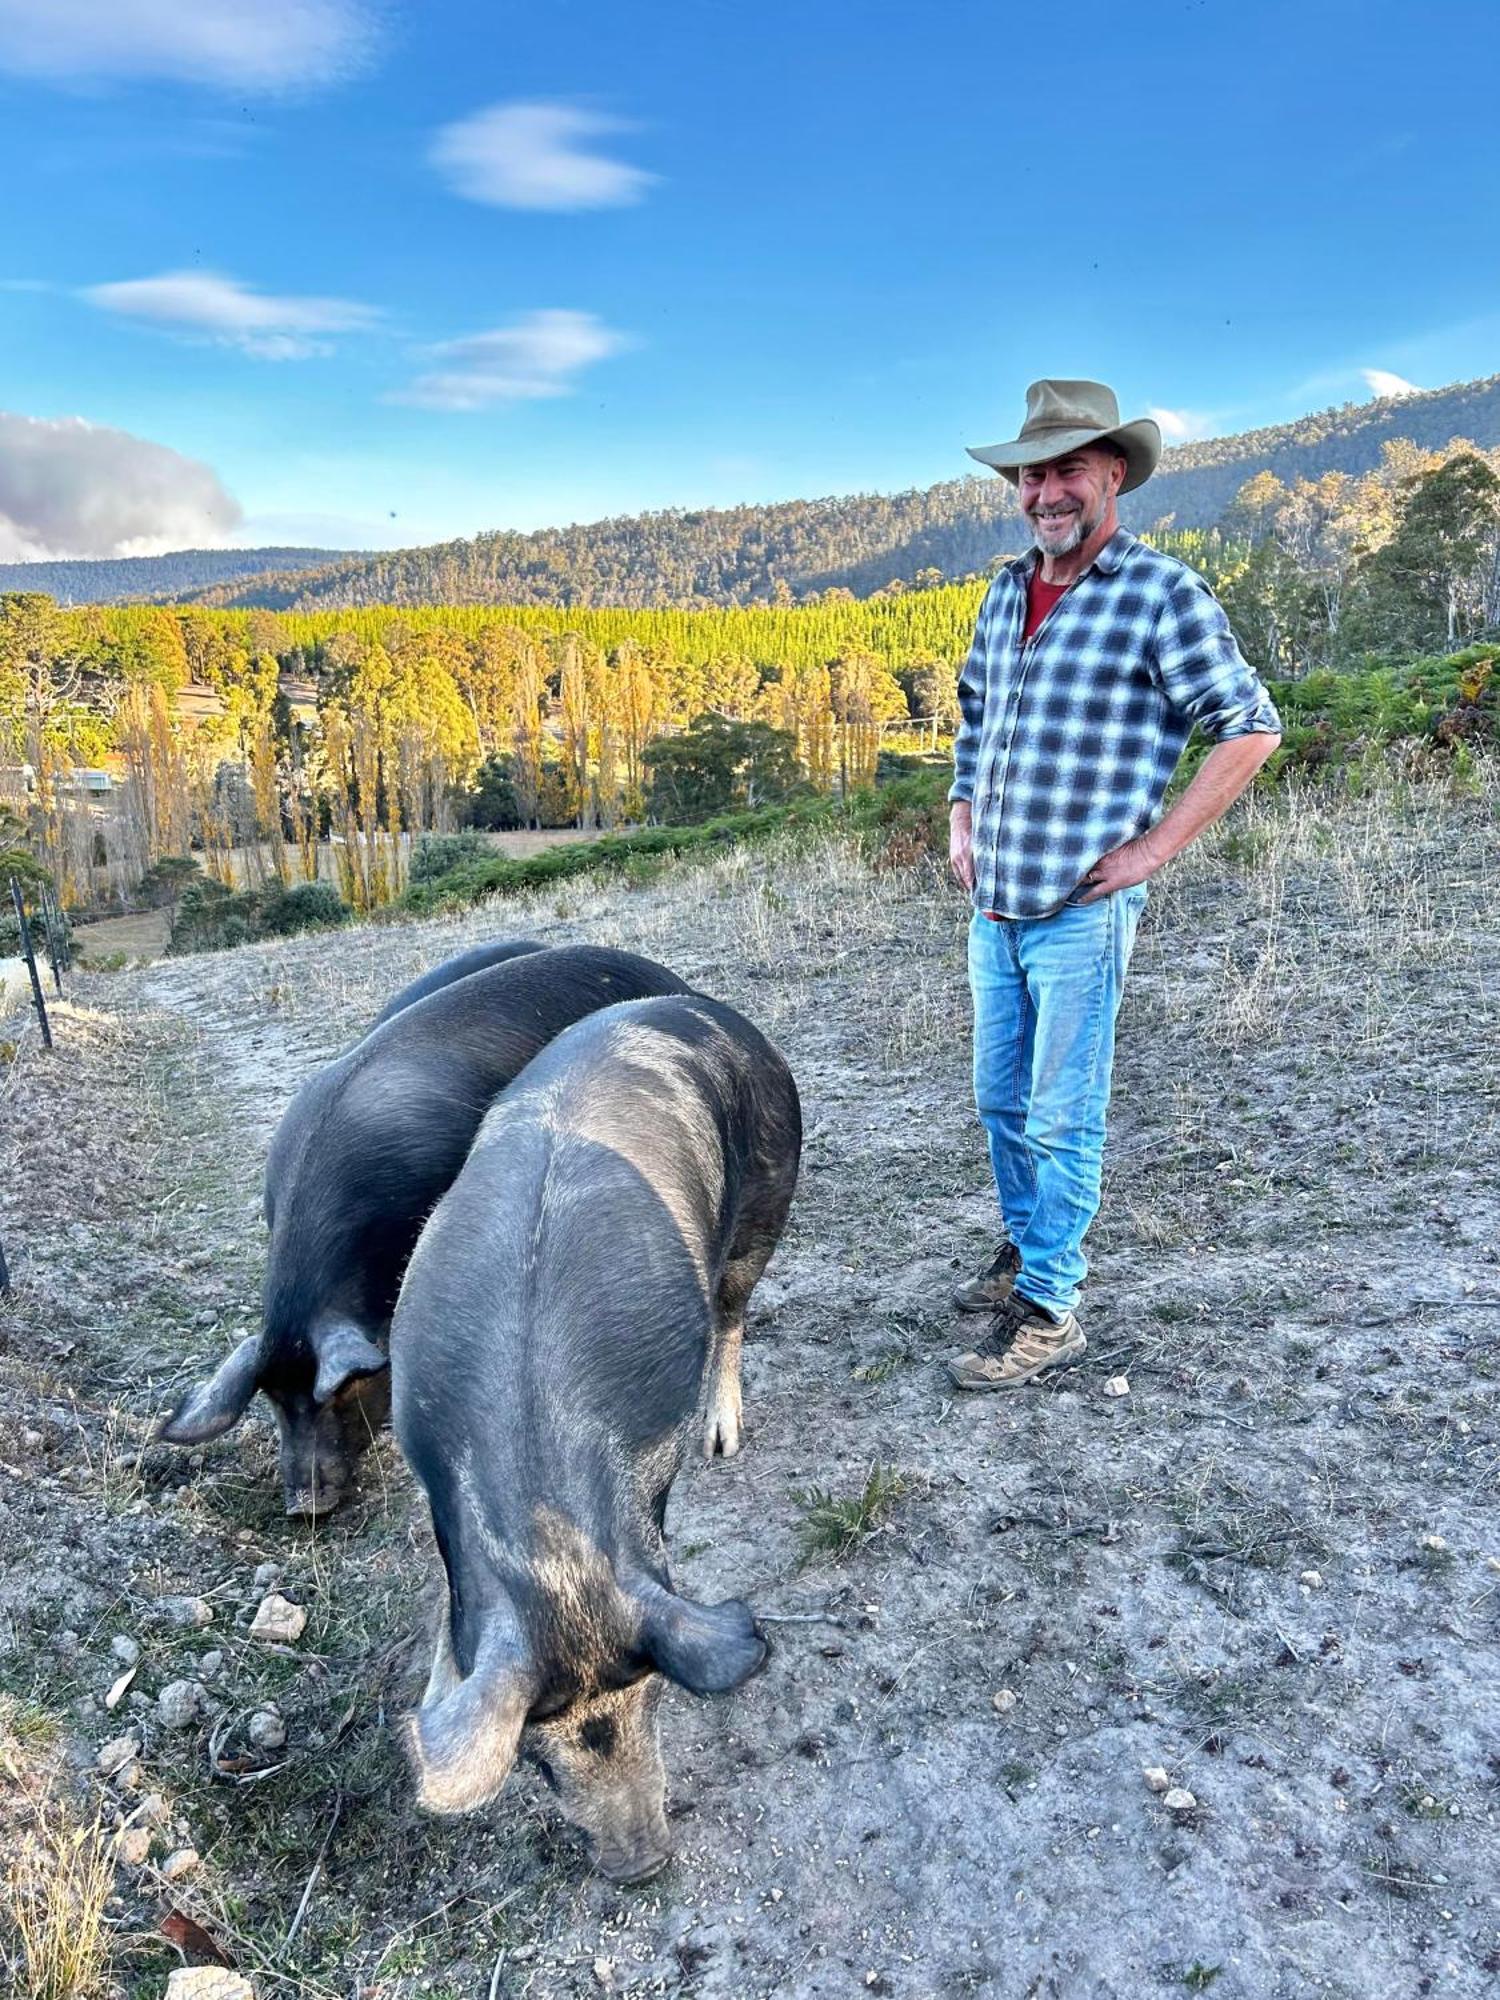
top-left (702, 1402), bottom-right (742, 1460)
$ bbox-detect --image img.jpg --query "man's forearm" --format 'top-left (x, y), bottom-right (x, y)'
top-left (1142, 732), bottom-right (1280, 867)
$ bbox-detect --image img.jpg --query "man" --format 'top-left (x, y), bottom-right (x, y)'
top-left (945, 379), bottom-right (1282, 1392)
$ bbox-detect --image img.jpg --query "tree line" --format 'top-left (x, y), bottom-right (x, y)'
top-left (2, 435), bottom-right (1497, 918)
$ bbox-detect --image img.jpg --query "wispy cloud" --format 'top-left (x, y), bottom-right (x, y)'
top-left (395, 310), bottom-right (631, 413)
top-left (83, 269), bottom-right (380, 359)
top-left (0, 0), bottom-right (377, 94)
top-left (1362, 368), bottom-right (1421, 400)
top-left (0, 411), bottom-right (241, 560)
top-left (1148, 405), bottom-right (1218, 445)
top-left (430, 101), bottom-right (657, 211)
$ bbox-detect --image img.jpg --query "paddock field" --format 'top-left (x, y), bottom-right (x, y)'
top-left (1, 764), bottom-right (1496, 1998)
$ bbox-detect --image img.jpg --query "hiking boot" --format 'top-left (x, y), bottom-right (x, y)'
top-left (951, 1241), bottom-right (1023, 1314)
top-left (947, 1293), bottom-right (1086, 1392)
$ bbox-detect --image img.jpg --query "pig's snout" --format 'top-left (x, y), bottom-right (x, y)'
top-left (597, 1839), bottom-right (672, 1885)
top-left (275, 1410), bottom-right (352, 1519)
top-left (592, 1796), bottom-right (674, 1885)
top-left (283, 1473), bottom-right (348, 1519)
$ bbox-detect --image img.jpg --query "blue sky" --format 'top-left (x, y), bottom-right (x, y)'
top-left (1, 0), bottom-right (1498, 558)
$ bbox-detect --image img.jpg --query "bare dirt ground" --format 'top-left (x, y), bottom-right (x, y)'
top-left (1, 766), bottom-right (1497, 1999)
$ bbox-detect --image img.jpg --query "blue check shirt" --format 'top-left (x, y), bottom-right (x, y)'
top-left (950, 529), bottom-right (1282, 918)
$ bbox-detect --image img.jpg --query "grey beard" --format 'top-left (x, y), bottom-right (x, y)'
top-left (1028, 496), bottom-right (1104, 556)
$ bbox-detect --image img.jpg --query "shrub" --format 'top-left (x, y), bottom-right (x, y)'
top-left (169, 878), bottom-right (259, 954)
top-left (410, 831), bottom-right (493, 883)
top-left (259, 880), bottom-right (350, 936)
top-left (137, 855), bottom-right (202, 909)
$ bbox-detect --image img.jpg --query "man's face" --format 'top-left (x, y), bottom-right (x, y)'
top-left (1018, 445), bottom-right (1124, 557)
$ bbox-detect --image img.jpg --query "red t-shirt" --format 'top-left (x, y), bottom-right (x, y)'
top-left (1025, 569), bottom-right (1070, 640)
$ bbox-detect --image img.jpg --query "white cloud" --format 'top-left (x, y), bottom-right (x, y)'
top-left (0, 412), bottom-right (241, 560)
top-left (395, 309), bottom-right (631, 412)
top-left (1148, 405), bottom-right (1217, 445)
top-left (0, 0), bottom-right (376, 93)
top-left (1362, 368), bottom-right (1421, 400)
top-left (83, 270), bottom-right (380, 359)
top-left (430, 101), bottom-right (656, 211)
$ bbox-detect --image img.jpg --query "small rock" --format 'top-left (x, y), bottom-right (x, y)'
top-left (97, 1731), bottom-right (141, 1777)
top-left (114, 1760), bottom-right (146, 1792)
top-left (136, 1791), bottom-right (169, 1825)
top-left (249, 1594), bottom-right (306, 1645)
top-left (1142, 1766), bottom-right (1171, 1794)
top-left (248, 1708), bottom-right (287, 1751)
top-left (1163, 1787), bottom-right (1197, 1813)
top-left (157, 1595), bottom-right (213, 1629)
top-left (593, 1959), bottom-right (615, 1991)
top-left (165, 1972), bottom-right (256, 2000)
top-left (1103, 1375), bottom-right (1131, 1399)
top-left (252, 1561), bottom-right (281, 1592)
top-left (1421, 1534), bottom-right (1449, 1553)
top-left (110, 1634), bottom-right (141, 1667)
top-left (114, 1825), bottom-right (153, 1867)
top-left (991, 1689), bottom-right (1019, 1715)
top-left (1299, 1570), bottom-right (1324, 1589)
top-left (199, 1649), bottom-right (224, 1679)
top-left (157, 1680), bottom-right (204, 1730)
top-left (160, 1846), bottom-right (200, 1882)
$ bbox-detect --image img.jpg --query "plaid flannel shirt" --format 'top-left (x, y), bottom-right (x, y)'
top-left (949, 528), bottom-right (1282, 918)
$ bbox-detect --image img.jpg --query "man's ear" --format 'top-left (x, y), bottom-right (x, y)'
top-left (157, 1335), bottom-right (262, 1444)
top-left (311, 1322), bottom-right (388, 1405)
top-left (636, 1586), bottom-right (767, 1695)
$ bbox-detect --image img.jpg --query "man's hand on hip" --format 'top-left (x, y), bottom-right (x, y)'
top-left (1074, 831), bottom-right (1163, 904)
top-left (949, 800), bottom-right (976, 893)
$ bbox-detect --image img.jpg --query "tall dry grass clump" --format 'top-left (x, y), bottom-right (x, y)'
top-left (4, 1804), bottom-right (115, 2000)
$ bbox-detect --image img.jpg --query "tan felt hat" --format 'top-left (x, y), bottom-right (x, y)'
top-left (967, 378), bottom-right (1161, 493)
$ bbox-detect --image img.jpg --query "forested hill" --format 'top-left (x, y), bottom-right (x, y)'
top-left (0, 545), bottom-right (357, 606)
top-left (10, 374), bottom-right (1500, 613)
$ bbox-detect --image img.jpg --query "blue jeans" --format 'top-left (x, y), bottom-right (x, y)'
top-left (967, 886), bottom-right (1147, 1317)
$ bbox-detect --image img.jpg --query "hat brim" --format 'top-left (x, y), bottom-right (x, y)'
top-left (965, 416), bottom-right (1162, 495)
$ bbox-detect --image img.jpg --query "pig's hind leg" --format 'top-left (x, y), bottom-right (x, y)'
top-left (703, 1108), bottom-right (800, 1461)
top-left (702, 1284), bottom-right (748, 1461)
top-left (701, 1224), bottom-right (781, 1460)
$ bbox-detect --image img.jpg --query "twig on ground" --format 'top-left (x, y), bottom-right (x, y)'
top-left (282, 1788), bottom-right (344, 1958)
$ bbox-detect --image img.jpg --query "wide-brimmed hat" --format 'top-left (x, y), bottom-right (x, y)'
top-left (967, 379), bottom-right (1161, 493)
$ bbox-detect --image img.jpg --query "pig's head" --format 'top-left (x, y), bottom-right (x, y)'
top-left (406, 1561), bottom-right (765, 1883)
top-left (157, 1319), bottom-right (389, 1517)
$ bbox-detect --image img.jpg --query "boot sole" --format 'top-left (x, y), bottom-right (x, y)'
top-left (947, 1333), bottom-right (1087, 1392)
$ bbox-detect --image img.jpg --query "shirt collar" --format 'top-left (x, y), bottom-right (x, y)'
top-left (1002, 525), bottom-right (1137, 581)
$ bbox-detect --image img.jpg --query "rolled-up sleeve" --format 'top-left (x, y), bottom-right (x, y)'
top-left (1150, 572), bottom-right (1282, 742)
top-left (949, 589), bottom-right (991, 803)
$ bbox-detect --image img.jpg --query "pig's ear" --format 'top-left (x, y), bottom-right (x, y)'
top-left (405, 1624), bottom-right (532, 1814)
top-left (157, 1335), bottom-right (262, 1444)
top-left (639, 1589), bottom-right (767, 1695)
top-left (311, 1323), bottom-right (388, 1405)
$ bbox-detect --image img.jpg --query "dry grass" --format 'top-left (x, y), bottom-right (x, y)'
top-left (4, 1804), bottom-right (115, 2000)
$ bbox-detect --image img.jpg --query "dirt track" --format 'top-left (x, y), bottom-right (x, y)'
top-left (2, 770), bottom-right (1498, 1998)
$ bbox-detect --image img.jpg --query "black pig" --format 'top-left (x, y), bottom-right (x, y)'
top-left (158, 946), bottom-right (692, 1515)
top-left (394, 992), bottom-right (801, 1882)
top-left (367, 937), bottom-right (545, 1030)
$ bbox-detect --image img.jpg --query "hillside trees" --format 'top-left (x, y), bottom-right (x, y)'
top-left (643, 713), bottom-right (802, 823)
